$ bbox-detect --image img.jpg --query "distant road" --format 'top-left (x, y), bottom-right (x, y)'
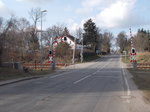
top-left (0, 55), bottom-right (149, 112)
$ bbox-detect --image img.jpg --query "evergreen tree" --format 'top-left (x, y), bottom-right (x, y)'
top-left (83, 19), bottom-right (98, 50)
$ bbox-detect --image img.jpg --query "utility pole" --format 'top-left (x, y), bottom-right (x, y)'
top-left (80, 34), bottom-right (83, 63)
top-left (40, 10), bottom-right (47, 65)
top-left (72, 37), bottom-right (76, 64)
top-left (51, 37), bottom-right (57, 70)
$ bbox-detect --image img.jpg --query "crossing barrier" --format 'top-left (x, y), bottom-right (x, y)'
top-left (23, 63), bottom-right (71, 70)
top-left (136, 63), bottom-right (150, 69)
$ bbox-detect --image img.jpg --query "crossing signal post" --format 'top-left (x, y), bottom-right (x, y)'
top-left (129, 28), bottom-right (137, 69)
top-left (130, 48), bottom-right (137, 69)
top-left (48, 36), bottom-right (66, 70)
top-left (48, 50), bottom-right (53, 63)
top-left (48, 36), bottom-right (70, 70)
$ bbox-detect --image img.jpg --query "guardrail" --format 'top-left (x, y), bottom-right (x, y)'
top-left (23, 63), bottom-right (71, 70)
top-left (136, 63), bottom-right (150, 69)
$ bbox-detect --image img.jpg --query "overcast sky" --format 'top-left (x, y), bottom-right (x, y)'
top-left (0, 0), bottom-right (150, 36)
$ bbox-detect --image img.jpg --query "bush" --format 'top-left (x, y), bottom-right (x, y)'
top-left (55, 42), bottom-right (72, 63)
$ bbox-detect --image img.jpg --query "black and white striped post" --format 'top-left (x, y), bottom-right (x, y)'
top-left (129, 28), bottom-right (134, 48)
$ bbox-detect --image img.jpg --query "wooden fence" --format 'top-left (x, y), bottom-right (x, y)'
top-left (136, 63), bottom-right (150, 69)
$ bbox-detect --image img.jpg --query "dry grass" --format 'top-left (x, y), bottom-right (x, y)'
top-left (136, 52), bottom-right (150, 63)
top-left (0, 67), bottom-right (53, 81)
top-left (122, 55), bottom-right (130, 63)
top-left (128, 68), bottom-right (150, 103)
top-left (122, 52), bottom-right (150, 103)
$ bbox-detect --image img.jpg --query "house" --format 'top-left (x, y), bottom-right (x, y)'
top-left (54, 35), bottom-right (82, 50)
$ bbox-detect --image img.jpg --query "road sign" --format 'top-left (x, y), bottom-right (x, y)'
top-left (130, 48), bottom-right (137, 62)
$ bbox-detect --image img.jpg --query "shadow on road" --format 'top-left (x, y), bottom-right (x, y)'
top-left (0, 55), bottom-right (149, 103)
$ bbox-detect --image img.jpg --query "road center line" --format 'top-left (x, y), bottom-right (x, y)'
top-left (50, 58), bottom-right (104, 79)
top-left (95, 71), bottom-right (121, 73)
top-left (73, 75), bottom-right (92, 84)
top-left (74, 58), bottom-right (113, 84)
top-left (92, 59), bottom-right (112, 75)
top-left (93, 76), bottom-right (120, 78)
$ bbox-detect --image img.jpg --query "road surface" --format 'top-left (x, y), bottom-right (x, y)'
top-left (0, 55), bottom-right (149, 112)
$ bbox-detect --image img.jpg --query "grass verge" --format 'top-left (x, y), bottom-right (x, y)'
top-left (128, 68), bottom-right (150, 103)
top-left (83, 53), bottom-right (100, 62)
top-left (122, 55), bottom-right (130, 63)
top-left (122, 54), bottom-right (150, 103)
top-left (0, 67), bottom-right (54, 81)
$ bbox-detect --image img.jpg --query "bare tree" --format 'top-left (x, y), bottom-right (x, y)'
top-left (0, 17), bottom-right (4, 65)
top-left (44, 24), bottom-right (65, 46)
top-left (116, 31), bottom-right (128, 53)
top-left (101, 31), bottom-right (113, 54)
top-left (48, 24), bottom-right (65, 37)
top-left (29, 8), bottom-right (41, 30)
top-left (76, 27), bottom-right (83, 40)
top-left (28, 8), bottom-right (42, 63)
top-left (17, 18), bottom-right (30, 61)
top-left (0, 16), bottom-right (18, 64)
top-left (134, 29), bottom-right (149, 52)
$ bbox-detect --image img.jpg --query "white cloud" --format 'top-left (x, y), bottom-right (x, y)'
top-left (95, 0), bottom-right (133, 28)
top-left (76, 0), bottom-right (150, 29)
top-left (0, 0), bottom-right (11, 16)
top-left (95, 0), bottom-right (150, 28)
top-left (16, 0), bottom-right (53, 4)
top-left (66, 19), bottom-right (80, 35)
top-left (76, 0), bottom-right (100, 13)
top-left (66, 18), bottom-right (87, 36)
top-left (0, 1), bottom-right (6, 12)
top-left (76, 0), bottom-right (117, 14)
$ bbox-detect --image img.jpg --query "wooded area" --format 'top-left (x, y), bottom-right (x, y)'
top-left (0, 8), bottom-right (113, 67)
top-left (116, 29), bottom-right (150, 53)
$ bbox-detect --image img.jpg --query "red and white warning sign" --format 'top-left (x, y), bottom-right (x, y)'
top-left (130, 48), bottom-right (136, 62)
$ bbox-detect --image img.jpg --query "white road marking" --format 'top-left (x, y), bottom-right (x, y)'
top-left (50, 58), bottom-right (102, 79)
top-left (92, 59), bottom-right (112, 75)
top-left (73, 75), bottom-right (92, 84)
top-left (93, 76), bottom-right (120, 78)
top-left (74, 58), bottom-right (113, 84)
top-left (95, 71), bottom-right (121, 73)
top-left (50, 57), bottom-right (107, 79)
top-left (92, 64), bottom-right (107, 75)
top-left (122, 65), bottom-right (130, 96)
top-left (122, 66), bottom-right (131, 96)
top-left (121, 60), bottom-right (131, 105)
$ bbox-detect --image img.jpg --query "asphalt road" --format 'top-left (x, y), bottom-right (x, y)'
top-left (0, 55), bottom-right (149, 112)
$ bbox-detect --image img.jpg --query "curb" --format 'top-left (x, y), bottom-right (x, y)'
top-left (0, 76), bottom-right (41, 86)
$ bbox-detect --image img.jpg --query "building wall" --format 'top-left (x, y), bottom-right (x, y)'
top-left (56, 36), bottom-right (82, 50)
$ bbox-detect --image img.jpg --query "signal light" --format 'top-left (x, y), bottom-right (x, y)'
top-left (64, 36), bottom-right (67, 41)
top-left (132, 49), bottom-right (135, 53)
top-left (49, 51), bottom-right (52, 54)
top-left (131, 48), bottom-right (136, 54)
